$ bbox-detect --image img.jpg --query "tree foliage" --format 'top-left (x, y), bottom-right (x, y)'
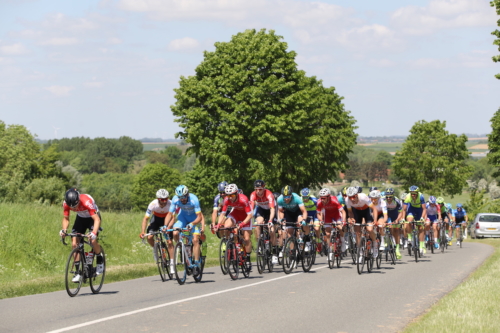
top-left (131, 164), bottom-right (182, 210)
top-left (82, 173), bottom-right (136, 211)
top-left (171, 29), bottom-right (357, 191)
top-left (487, 108), bottom-right (500, 177)
top-left (392, 120), bottom-right (472, 196)
top-left (492, 0), bottom-right (500, 79)
top-left (343, 146), bottom-right (392, 184)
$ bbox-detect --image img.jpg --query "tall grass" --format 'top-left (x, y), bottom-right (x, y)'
top-left (0, 203), bottom-right (222, 299)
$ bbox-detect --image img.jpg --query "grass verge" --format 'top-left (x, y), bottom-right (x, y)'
top-left (403, 238), bottom-right (500, 333)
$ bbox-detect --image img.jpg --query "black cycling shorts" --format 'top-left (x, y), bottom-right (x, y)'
top-left (255, 207), bottom-right (271, 222)
top-left (71, 212), bottom-right (102, 235)
top-left (352, 207), bottom-right (373, 224)
top-left (147, 215), bottom-right (165, 232)
top-left (284, 209), bottom-right (302, 226)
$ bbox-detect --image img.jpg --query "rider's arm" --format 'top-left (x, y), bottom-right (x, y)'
top-left (90, 213), bottom-right (101, 235)
top-left (278, 207), bottom-right (284, 221)
top-left (141, 215), bottom-right (149, 235)
top-left (211, 208), bottom-right (218, 226)
top-left (62, 215), bottom-right (70, 232)
top-left (369, 203), bottom-right (378, 222)
top-left (300, 205), bottom-right (307, 221)
top-left (421, 203), bottom-right (427, 220)
top-left (166, 211), bottom-right (174, 228)
top-left (340, 207), bottom-right (346, 222)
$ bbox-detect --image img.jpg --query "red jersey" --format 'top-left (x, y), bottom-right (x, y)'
top-left (63, 194), bottom-right (99, 218)
top-left (249, 189), bottom-right (276, 210)
top-left (316, 195), bottom-right (343, 222)
top-left (222, 194), bottom-right (252, 227)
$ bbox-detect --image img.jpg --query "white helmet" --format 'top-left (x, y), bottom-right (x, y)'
top-left (225, 183), bottom-right (239, 195)
top-left (369, 190), bottom-right (381, 198)
top-left (318, 188), bottom-right (331, 197)
top-left (346, 187), bottom-right (358, 197)
top-left (156, 189), bottom-right (169, 199)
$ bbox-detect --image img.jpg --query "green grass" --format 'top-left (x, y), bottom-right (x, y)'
top-left (0, 203), bottom-right (223, 299)
top-left (403, 238), bottom-right (500, 332)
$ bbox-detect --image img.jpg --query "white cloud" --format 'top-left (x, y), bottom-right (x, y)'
top-left (369, 58), bottom-right (397, 67)
top-left (109, 37), bottom-right (122, 44)
top-left (39, 37), bottom-right (79, 46)
top-left (167, 37), bottom-right (201, 52)
top-left (391, 0), bottom-right (496, 35)
top-left (44, 85), bottom-right (74, 96)
top-left (408, 58), bottom-right (445, 69)
top-left (0, 43), bottom-right (28, 55)
top-left (84, 79), bottom-right (104, 88)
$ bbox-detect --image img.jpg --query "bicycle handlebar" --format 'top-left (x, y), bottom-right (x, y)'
top-left (60, 232), bottom-right (87, 246)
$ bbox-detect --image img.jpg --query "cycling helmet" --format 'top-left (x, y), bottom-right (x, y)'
top-left (300, 188), bottom-right (310, 196)
top-left (436, 197), bottom-right (444, 204)
top-left (409, 185), bottom-right (419, 192)
top-left (341, 186), bottom-right (348, 195)
top-left (217, 181), bottom-right (228, 193)
top-left (446, 203), bottom-right (452, 210)
top-left (273, 192), bottom-right (280, 200)
top-left (429, 196), bottom-right (436, 204)
top-left (238, 189), bottom-right (243, 194)
top-left (456, 203), bottom-right (463, 208)
top-left (225, 183), bottom-right (238, 195)
top-left (357, 186), bottom-right (363, 193)
top-left (369, 187), bottom-right (378, 191)
top-left (156, 189), bottom-right (169, 199)
top-left (369, 190), bottom-right (381, 198)
top-left (175, 185), bottom-right (189, 197)
top-left (385, 188), bottom-right (394, 196)
top-left (281, 185), bottom-right (293, 196)
top-left (346, 187), bottom-right (358, 197)
top-left (65, 188), bottom-right (80, 208)
top-left (400, 192), bottom-right (408, 200)
top-left (380, 191), bottom-right (385, 198)
top-left (254, 179), bottom-right (265, 188)
top-left (318, 188), bottom-right (331, 197)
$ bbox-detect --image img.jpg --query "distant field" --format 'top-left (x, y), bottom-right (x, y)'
top-left (142, 142), bottom-right (190, 153)
top-left (361, 140), bottom-right (488, 155)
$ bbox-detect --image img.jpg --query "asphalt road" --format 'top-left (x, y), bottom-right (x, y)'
top-left (0, 242), bottom-right (493, 333)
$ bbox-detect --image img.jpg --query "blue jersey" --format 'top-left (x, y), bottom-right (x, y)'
top-left (337, 194), bottom-right (345, 206)
top-left (169, 193), bottom-right (202, 217)
top-left (277, 193), bottom-right (304, 212)
top-left (213, 194), bottom-right (224, 210)
top-left (453, 208), bottom-right (467, 221)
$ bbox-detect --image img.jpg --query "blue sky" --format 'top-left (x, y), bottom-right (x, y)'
top-left (0, 0), bottom-right (498, 140)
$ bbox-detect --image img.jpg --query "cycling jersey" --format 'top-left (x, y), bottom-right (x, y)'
top-left (404, 193), bottom-right (425, 208)
top-left (316, 195), bottom-right (343, 222)
top-left (277, 193), bottom-right (304, 212)
top-left (371, 198), bottom-right (387, 216)
top-left (213, 194), bottom-right (224, 211)
top-left (337, 194), bottom-right (345, 206)
top-left (170, 193), bottom-right (202, 227)
top-left (303, 196), bottom-right (318, 221)
top-left (145, 199), bottom-right (172, 218)
top-left (453, 208), bottom-right (467, 223)
top-left (249, 189), bottom-right (276, 210)
top-left (346, 193), bottom-right (371, 210)
top-left (385, 198), bottom-right (402, 222)
top-left (221, 193), bottom-right (253, 228)
top-left (63, 194), bottom-right (99, 218)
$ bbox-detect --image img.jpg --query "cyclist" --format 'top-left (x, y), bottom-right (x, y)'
top-left (301, 188), bottom-right (321, 252)
top-left (316, 188), bottom-right (346, 258)
top-left (140, 189), bottom-right (175, 272)
top-left (337, 186), bottom-right (347, 208)
top-left (345, 186), bottom-right (379, 259)
top-left (166, 185), bottom-right (203, 269)
top-left (368, 189), bottom-right (388, 251)
top-left (60, 188), bottom-right (104, 282)
top-left (385, 188), bottom-right (404, 259)
top-left (403, 185), bottom-right (427, 256)
top-left (452, 203), bottom-right (468, 246)
top-left (218, 183), bottom-right (254, 267)
top-left (436, 197), bottom-right (452, 244)
top-left (211, 181), bottom-right (228, 238)
top-left (277, 185), bottom-right (310, 252)
top-left (250, 180), bottom-right (278, 264)
top-left (426, 196), bottom-right (441, 250)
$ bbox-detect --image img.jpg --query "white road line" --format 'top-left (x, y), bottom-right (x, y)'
top-left (47, 264), bottom-right (328, 333)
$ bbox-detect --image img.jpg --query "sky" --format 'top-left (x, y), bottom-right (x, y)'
top-left (0, 0), bottom-right (499, 140)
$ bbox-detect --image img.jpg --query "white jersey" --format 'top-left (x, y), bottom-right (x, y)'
top-left (145, 199), bottom-right (172, 218)
top-left (372, 198), bottom-right (387, 214)
top-left (346, 193), bottom-right (372, 210)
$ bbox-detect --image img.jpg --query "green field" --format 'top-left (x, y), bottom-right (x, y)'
top-left (359, 140), bottom-right (488, 155)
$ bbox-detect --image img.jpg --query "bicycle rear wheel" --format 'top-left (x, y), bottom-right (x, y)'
top-left (282, 237), bottom-right (296, 274)
top-left (328, 235), bottom-right (335, 269)
top-left (65, 248), bottom-right (84, 297)
top-left (154, 242), bottom-right (168, 282)
top-left (387, 236), bottom-right (396, 265)
top-left (310, 238), bottom-right (317, 265)
top-left (225, 241), bottom-right (239, 280)
top-left (241, 249), bottom-right (250, 278)
top-left (89, 248), bottom-right (106, 294)
top-left (174, 243), bottom-right (187, 285)
top-left (256, 238), bottom-right (266, 274)
top-left (366, 240), bottom-right (374, 273)
top-left (219, 237), bottom-right (228, 275)
top-left (193, 247), bottom-right (204, 283)
top-left (356, 238), bottom-right (365, 275)
top-left (335, 237), bottom-right (342, 268)
top-left (375, 238), bottom-right (382, 269)
top-left (349, 235), bottom-right (357, 264)
top-left (301, 240), bottom-right (314, 272)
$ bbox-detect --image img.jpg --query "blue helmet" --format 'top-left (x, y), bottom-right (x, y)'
top-left (217, 181), bottom-right (228, 193)
top-left (456, 203), bottom-right (463, 208)
top-left (446, 203), bottom-right (452, 210)
top-left (409, 185), bottom-right (419, 192)
top-left (175, 185), bottom-right (189, 197)
top-left (429, 196), bottom-right (436, 204)
top-left (300, 188), bottom-right (310, 196)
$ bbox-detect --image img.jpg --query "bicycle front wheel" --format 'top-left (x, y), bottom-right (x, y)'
top-left (219, 237), bottom-right (228, 275)
top-left (335, 236), bottom-right (342, 268)
top-left (174, 243), bottom-right (187, 285)
top-left (366, 240), bottom-right (374, 273)
top-left (301, 240), bottom-right (314, 272)
top-left (154, 242), bottom-right (168, 282)
top-left (356, 238), bottom-right (365, 275)
top-left (256, 238), bottom-right (266, 274)
top-left (65, 248), bottom-right (84, 297)
top-left (282, 237), bottom-right (296, 274)
top-left (89, 248), bottom-right (106, 294)
top-left (193, 246), bottom-right (204, 283)
top-left (226, 241), bottom-right (239, 280)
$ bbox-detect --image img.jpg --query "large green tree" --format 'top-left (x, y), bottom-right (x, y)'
top-left (492, 0), bottom-right (500, 79)
top-left (392, 120), bottom-right (472, 196)
top-left (171, 29), bottom-right (357, 192)
top-left (487, 108), bottom-right (500, 177)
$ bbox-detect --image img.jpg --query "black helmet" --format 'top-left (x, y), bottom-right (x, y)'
top-left (357, 186), bottom-right (363, 193)
top-left (281, 185), bottom-right (293, 196)
top-left (369, 186), bottom-right (378, 191)
top-left (254, 179), bottom-right (265, 188)
top-left (385, 188), bottom-right (395, 196)
top-left (217, 181), bottom-right (228, 193)
top-left (273, 192), bottom-right (280, 200)
top-left (65, 188), bottom-right (80, 208)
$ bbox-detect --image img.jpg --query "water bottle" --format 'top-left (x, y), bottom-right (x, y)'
top-left (265, 240), bottom-right (270, 252)
top-left (86, 251), bottom-right (94, 265)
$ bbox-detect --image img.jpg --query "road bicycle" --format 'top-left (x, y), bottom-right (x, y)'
top-left (173, 227), bottom-right (204, 285)
top-left (438, 220), bottom-right (448, 253)
top-left (327, 222), bottom-right (343, 269)
top-left (255, 222), bottom-right (275, 274)
top-left (61, 233), bottom-right (106, 297)
top-left (344, 222), bottom-right (357, 264)
top-left (383, 221), bottom-right (397, 265)
top-left (143, 230), bottom-right (172, 282)
top-left (355, 223), bottom-right (374, 274)
top-left (282, 224), bottom-right (314, 274)
top-left (222, 226), bottom-right (251, 280)
top-left (407, 220), bottom-right (424, 262)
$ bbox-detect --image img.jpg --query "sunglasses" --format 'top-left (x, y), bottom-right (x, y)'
top-left (348, 196), bottom-right (357, 199)
top-left (179, 195), bottom-right (188, 200)
top-left (386, 196), bottom-right (394, 199)
top-left (302, 196), bottom-right (310, 200)
top-left (320, 197), bottom-right (329, 200)
top-left (255, 188), bottom-right (264, 191)
top-left (158, 198), bottom-right (168, 202)
top-left (283, 195), bottom-right (292, 199)
top-left (228, 194), bottom-right (237, 198)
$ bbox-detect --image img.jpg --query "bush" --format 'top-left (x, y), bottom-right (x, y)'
top-left (82, 173), bottom-right (136, 211)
